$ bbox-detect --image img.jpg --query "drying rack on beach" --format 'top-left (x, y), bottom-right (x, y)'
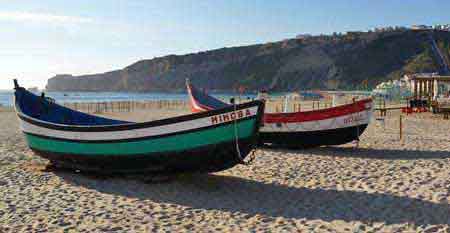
top-left (373, 97), bottom-right (407, 117)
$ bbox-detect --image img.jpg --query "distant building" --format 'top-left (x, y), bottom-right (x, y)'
top-left (434, 25), bottom-right (443, 30)
top-left (373, 26), bottom-right (407, 33)
top-left (404, 73), bottom-right (450, 99)
top-left (411, 25), bottom-right (432, 30)
top-left (373, 27), bottom-right (391, 33)
top-left (346, 31), bottom-right (364, 36)
top-left (295, 34), bottom-right (312, 40)
top-left (395, 26), bottom-right (408, 31)
top-left (436, 24), bottom-right (450, 31)
top-left (372, 79), bottom-right (411, 100)
top-left (374, 27), bottom-right (385, 32)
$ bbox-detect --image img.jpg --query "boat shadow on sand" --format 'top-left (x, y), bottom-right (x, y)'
top-left (54, 168), bottom-right (450, 226)
top-left (264, 145), bottom-right (450, 160)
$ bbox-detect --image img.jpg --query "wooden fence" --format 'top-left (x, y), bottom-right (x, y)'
top-left (60, 99), bottom-right (342, 114)
top-left (22, 93), bottom-right (378, 115)
top-left (63, 100), bottom-right (190, 113)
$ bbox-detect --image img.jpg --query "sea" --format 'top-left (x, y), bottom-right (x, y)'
top-left (0, 90), bottom-right (257, 107)
top-left (0, 89), bottom-right (373, 107)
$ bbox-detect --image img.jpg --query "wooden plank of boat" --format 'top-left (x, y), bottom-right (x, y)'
top-left (186, 81), bottom-right (373, 148)
top-left (13, 80), bottom-right (265, 173)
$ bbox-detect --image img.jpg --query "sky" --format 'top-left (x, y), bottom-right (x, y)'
top-left (1, 0), bottom-right (449, 90)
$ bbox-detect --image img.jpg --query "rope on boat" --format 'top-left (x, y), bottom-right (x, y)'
top-left (233, 95), bottom-right (255, 165)
top-left (245, 149), bottom-right (257, 165)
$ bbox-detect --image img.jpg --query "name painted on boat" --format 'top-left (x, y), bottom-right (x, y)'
top-left (343, 113), bottom-right (366, 125)
top-left (211, 109), bottom-right (252, 124)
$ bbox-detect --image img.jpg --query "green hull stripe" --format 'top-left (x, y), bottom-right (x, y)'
top-left (25, 119), bottom-right (256, 155)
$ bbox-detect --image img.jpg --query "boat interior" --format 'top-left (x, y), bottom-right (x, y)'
top-left (14, 85), bottom-right (130, 126)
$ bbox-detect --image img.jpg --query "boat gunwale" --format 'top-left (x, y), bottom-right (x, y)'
top-left (14, 88), bottom-right (263, 132)
top-left (261, 108), bottom-right (372, 132)
top-left (264, 98), bottom-right (373, 117)
top-left (263, 102), bottom-right (373, 124)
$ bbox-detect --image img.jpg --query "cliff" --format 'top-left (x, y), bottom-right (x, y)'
top-left (46, 30), bottom-right (450, 92)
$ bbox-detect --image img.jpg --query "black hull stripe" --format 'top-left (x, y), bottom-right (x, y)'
top-left (260, 124), bottom-right (369, 147)
top-left (23, 116), bottom-right (257, 143)
top-left (18, 101), bottom-right (263, 132)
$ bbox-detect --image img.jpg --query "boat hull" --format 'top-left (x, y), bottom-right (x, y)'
top-left (14, 81), bottom-right (264, 174)
top-left (260, 124), bottom-right (368, 148)
top-left (30, 137), bottom-right (255, 173)
top-left (19, 115), bottom-right (259, 173)
top-left (260, 105), bottom-right (372, 148)
top-left (186, 81), bottom-right (373, 149)
top-left (19, 112), bottom-right (262, 174)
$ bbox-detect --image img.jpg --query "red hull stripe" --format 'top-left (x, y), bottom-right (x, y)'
top-left (264, 99), bottom-right (372, 123)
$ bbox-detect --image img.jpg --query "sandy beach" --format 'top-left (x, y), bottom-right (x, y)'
top-left (1, 107), bottom-right (449, 232)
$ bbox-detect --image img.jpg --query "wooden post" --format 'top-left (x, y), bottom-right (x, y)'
top-left (428, 80), bottom-right (432, 98)
top-left (413, 79), bottom-right (418, 99)
top-left (431, 79), bottom-right (435, 98)
top-left (399, 114), bottom-right (403, 140)
top-left (419, 80), bottom-right (423, 99)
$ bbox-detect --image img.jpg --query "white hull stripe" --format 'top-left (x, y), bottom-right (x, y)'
top-left (261, 109), bottom-right (372, 132)
top-left (20, 106), bottom-right (259, 141)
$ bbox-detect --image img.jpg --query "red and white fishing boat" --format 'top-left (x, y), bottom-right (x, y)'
top-left (187, 81), bottom-right (373, 148)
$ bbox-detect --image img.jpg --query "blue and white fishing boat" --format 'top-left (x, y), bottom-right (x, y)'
top-left (13, 80), bottom-right (265, 173)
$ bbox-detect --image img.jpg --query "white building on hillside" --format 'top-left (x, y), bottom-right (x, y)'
top-left (372, 78), bottom-right (412, 100)
top-left (296, 34), bottom-right (312, 40)
top-left (411, 25), bottom-right (432, 30)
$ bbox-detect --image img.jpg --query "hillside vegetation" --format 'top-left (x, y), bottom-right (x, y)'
top-left (46, 30), bottom-right (450, 92)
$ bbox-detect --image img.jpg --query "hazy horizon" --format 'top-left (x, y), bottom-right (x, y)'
top-left (1, 0), bottom-right (450, 89)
